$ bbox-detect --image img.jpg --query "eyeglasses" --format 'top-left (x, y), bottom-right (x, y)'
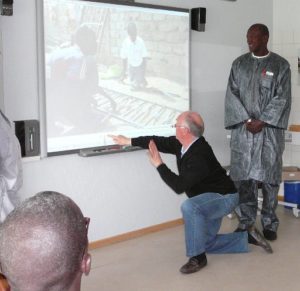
top-left (171, 124), bottom-right (187, 129)
top-left (84, 217), bottom-right (90, 236)
top-left (81, 217), bottom-right (90, 258)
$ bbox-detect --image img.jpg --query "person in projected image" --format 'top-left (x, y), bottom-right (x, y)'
top-left (0, 191), bottom-right (91, 291)
top-left (110, 111), bottom-right (273, 275)
top-left (120, 22), bottom-right (148, 91)
top-left (48, 24), bottom-right (99, 98)
top-left (48, 24), bottom-right (115, 136)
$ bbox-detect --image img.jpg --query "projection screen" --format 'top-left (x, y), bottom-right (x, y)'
top-left (42, 0), bottom-right (190, 155)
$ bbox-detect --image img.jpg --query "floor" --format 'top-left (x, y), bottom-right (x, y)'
top-left (82, 206), bottom-right (300, 291)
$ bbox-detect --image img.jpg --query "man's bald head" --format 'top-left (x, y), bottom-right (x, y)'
top-left (0, 191), bottom-right (89, 291)
top-left (180, 111), bottom-right (205, 137)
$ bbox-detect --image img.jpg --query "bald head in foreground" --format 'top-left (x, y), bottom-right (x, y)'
top-left (0, 191), bottom-right (91, 291)
top-left (110, 110), bottom-right (272, 274)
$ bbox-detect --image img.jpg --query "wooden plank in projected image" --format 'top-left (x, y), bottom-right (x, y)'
top-left (91, 89), bottom-right (181, 129)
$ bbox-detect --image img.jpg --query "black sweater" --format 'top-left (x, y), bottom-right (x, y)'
top-left (132, 135), bottom-right (236, 198)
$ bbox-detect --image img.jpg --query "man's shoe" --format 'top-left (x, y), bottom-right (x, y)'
top-left (234, 227), bottom-right (246, 232)
top-left (248, 227), bottom-right (273, 253)
top-left (180, 256), bottom-right (207, 274)
top-left (263, 229), bottom-right (277, 241)
top-left (235, 227), bottom-right (257, 244)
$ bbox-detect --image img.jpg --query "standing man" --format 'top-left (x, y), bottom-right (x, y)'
top-left (110, 111), bottom-right (272, 275)
top-left (0, 109), bottom-right (23, 223)
top-left (225, 23), bottom-right (291, 241)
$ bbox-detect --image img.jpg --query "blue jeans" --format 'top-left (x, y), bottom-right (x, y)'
top-left (181, 192), bottom-right (249, 257)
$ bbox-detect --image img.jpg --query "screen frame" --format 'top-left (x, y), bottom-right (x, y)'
top-left (82, 0), bottom-right (189, 14)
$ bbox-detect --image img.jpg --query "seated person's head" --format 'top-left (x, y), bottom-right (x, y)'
top-left (75, 25), bottom-right (97, 55)
top-left (0, 191), bottom-right (91, 291)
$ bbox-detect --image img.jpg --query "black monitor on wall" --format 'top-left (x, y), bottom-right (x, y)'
top-left (42, 0), bottom-right (190, 156)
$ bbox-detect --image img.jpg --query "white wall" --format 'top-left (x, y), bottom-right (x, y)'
top-left (0, 0), bottom-right (273, 242)
top-left (0, 18), bottom-right (4, 110)
top-left (273, 0), bottom-right (300, 166)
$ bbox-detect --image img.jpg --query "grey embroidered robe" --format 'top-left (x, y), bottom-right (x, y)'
top-left (225, 52), bottom-right (291, 184)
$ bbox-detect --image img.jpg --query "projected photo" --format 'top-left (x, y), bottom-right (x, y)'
top-left (43, 0), bottom-right (190, 153)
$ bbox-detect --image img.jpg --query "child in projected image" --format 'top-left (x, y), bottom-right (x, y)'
top-left (47, 24), bottom-right (99, 135)
top-left (120, 22), bottom-right (148, 91)
top-left (47, 24), bottom-right (115, 136)
top-left (49, 24), bottom-right (98, 95)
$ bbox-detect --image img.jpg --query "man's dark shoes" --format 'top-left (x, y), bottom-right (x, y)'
top-left (235, 227), bottom-right (258, 244)
top-left (263, 229), bottom-right (277, 241)
top-left (248, 226), bottom-right (273, 253)
top-left (180, 254), bottom-right (207, 274)
top-left (234, 227), bottom-right (246, 232)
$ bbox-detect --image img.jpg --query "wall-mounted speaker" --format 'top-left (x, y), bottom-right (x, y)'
top-left (191, 7), bottom-right (206, 32)
top-left (0, 0), bottom-right (13, 16)
top-left (14, 120), bottom-right (40, 157)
